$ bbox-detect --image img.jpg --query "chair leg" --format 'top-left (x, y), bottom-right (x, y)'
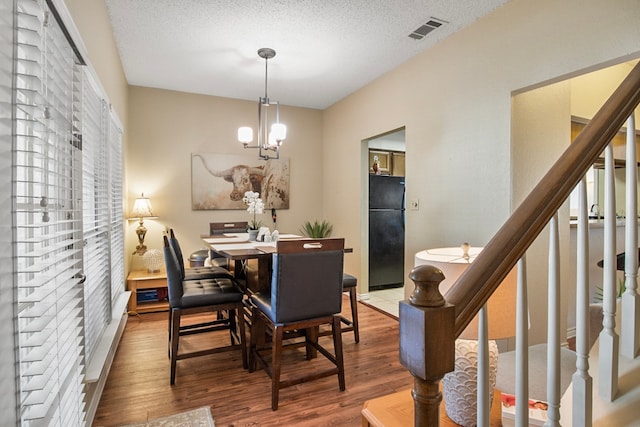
top-left (170, 308), bottom-right (181, 385)
top-left (271, 326), bottom-right (284, 410)
top-left (305, 326), bottom-right (319, 360)
top-left (228, 308), bottom-right (237, 344)
top-left (249, 306), bottom-right (266, 373)
top-left (332, 315), bottom-right (346, 391)
top-left (167, 308), bottom-right (173, 358)
top-left (236, 305), bottom-right (248, 370)
top-left (348, 286), bottom-right (360, 343)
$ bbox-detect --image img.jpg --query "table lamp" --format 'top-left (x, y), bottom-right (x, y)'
top-left (129, 193), bottom-right (157, 255)
top-left (414, 244), bottom-right (517, 426)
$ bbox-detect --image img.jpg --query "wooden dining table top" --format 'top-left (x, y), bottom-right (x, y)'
top-left (201, 233), bottom-right (351, 293)
top-left (202, 233), bottom-right (352, 254)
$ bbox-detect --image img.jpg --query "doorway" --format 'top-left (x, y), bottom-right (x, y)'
top-left (363, 128), bottom-right (406, 317)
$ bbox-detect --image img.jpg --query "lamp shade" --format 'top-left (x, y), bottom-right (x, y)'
top-left (270, 123), bottom-right (286, 143)
top-left (129, 194), bottom-right (156, 219)
top-left (238, 126), bottom-right (253, 144)
top-left (414, 246), bottom-right (517, 340)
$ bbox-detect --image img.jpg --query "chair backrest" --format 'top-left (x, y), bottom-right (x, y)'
top-left (270, 238), bottom-right (345, 323)
top-left (163, 235), bottom-right (184, 307)
top-left (168, 229), bottom-right (186, 278)
top-left (210, 221), bottom-right (248, 235)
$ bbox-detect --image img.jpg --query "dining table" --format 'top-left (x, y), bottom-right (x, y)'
top-left (201, 233), bottom-right (303, 293)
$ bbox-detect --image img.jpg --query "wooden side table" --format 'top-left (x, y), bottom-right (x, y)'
top-left (362, 388), bottom-right (502, 426)
top-left (126, 269), bottom-right (169, 314)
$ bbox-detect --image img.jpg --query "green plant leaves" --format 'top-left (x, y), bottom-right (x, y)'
top-left (300, 220), bottom-right (333, 238)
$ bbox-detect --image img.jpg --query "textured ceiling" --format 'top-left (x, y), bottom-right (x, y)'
top-left (105, 0), bottom-right (511, 109)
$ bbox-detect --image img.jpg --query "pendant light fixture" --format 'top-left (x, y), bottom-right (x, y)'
top-left (238, 48), bottom-right (287, 160)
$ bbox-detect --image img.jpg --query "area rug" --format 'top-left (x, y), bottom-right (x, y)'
top-left (121, 406), bottom-right (215, 427)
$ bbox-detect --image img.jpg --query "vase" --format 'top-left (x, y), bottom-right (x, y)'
top-left (248, 229), bottom-right (259, 241)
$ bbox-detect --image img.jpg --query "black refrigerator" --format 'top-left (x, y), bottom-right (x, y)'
top-left (369, 174), bottom-right (405, 290)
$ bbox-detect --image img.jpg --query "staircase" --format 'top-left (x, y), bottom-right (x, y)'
top-left (560, 302), bottom-right (640, 425)
top-left (399, 61), bottom-right (640, 426)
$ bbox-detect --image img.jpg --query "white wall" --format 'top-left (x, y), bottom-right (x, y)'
top-left (0, 0), bottom-right (17, 423)
top-left (322, 0), bottom-right (640, 343)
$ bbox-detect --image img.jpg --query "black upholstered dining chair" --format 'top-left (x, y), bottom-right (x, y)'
top-left (169, 229), bottom-right (233, 280)
top-left (249, 238), bottom-right (346, 410)
top-left (209, 221), bottom-right (248, 235)
top-left (340, 273), bottom-right (360, 343)
top-left (163, 236), bottom-right (247, 385)
top-left (318, 272), bottom-right (360, 343)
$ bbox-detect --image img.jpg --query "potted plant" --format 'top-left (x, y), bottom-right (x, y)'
top-left (299, 219), bottom-right (333, 238)
top-left (243, 191), bottom-right (264, 240)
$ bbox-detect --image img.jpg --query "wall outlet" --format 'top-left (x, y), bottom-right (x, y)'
top-left (409, 198), bottom-right (419, 210)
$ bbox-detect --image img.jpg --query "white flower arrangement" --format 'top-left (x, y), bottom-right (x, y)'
top-left (243, 191), bottom-right (264, 230)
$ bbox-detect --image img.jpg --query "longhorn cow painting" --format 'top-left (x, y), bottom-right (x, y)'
top-left (191, 153), bottom-right (290, 210)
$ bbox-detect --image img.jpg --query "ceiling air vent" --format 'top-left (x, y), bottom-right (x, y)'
top-left (408, 17), bottom-right (448, 40)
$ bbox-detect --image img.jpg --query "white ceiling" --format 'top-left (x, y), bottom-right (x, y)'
top-left (104, 0), bottom-right (511, 110)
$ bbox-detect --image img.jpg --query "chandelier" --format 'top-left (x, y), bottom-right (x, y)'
top-left (238, 48), bottom-right (287, 160)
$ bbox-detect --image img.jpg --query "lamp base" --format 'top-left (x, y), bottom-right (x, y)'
top-left (133, 221), bottom-right (148, 255)
top-left (442, 338), bottom-right (498, 427)
top-left (133, 244), bottom-right (148, 255)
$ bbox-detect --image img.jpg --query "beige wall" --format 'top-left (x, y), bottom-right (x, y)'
top-left (64, 0), bottom-right (128, 125)
top-left (571, 61), bottom-right (639, 126)
top-left (512, 81), bottom-right (572, 345)
top-left (126, 87), bottom-right (324, 259)
top-left (323, 0), bottom-right (640, 343)
top-left (511, 62), bottom-right (640, 343)
top-left (64, 0), bottom-right (130, 273)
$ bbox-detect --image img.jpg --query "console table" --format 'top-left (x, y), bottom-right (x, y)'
top-left (126, 269), bottom-right (168, 314)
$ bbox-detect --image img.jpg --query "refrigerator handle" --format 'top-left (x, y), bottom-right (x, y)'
top-left (402, 189), bottom-right (406, 228)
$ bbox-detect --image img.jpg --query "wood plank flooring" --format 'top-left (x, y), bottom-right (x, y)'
top-left (92, 296), bottom-right (416, 426)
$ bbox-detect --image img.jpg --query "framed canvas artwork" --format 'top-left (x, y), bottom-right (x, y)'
top-left (191, 153), bottom-right (290, 210)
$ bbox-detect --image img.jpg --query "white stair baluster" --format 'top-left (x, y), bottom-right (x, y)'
top-left (622, 113), bottom-right (640, 359)
top-left (573, 176), bottom-right (593, 426)
top-left (546, 213), bottom-right (561, 426)
top-left (515, 256), bottom-right (529, 427)
top-left (598, 142), bottom-right (620, 401)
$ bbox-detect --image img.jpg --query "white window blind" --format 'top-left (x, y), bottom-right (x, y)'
top-left (81, 70), bottom-right (111, 363)
top-left (14, 0), bottom-right (86, 425)
top-left (109, 118), bottom-right (125, 301)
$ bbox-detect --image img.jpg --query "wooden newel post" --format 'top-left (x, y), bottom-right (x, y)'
top-left (399, 265), bottom-right (456, 427)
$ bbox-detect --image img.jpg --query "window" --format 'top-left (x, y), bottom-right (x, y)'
top-left (14, 0), bottom-right (85, 423)
top-left (82, 71), bottom-right (111, 362)
top-left (13, 0), bottom-right (125, 424)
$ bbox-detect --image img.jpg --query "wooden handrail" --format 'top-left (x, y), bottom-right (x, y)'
top-left (446, 61), bottom-right (640, 337)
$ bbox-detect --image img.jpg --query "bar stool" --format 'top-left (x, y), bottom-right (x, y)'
top-left (319, 272), bottom-right (360, 343)
top-left (169, 229), bottom-right (233, 280)
top-left (163, 236), bottom-right (247, 385)
top-left (340, 273), bottom-right (360, 343)
top-left (249, 238), bottom-right (346, 410)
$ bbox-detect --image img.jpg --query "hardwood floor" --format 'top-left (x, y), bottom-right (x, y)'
top-left (93, 296), bottom-right (415, 426)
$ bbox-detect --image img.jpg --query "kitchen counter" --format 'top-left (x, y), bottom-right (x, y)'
top-left (569, 218), bottom-right (632, 228)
